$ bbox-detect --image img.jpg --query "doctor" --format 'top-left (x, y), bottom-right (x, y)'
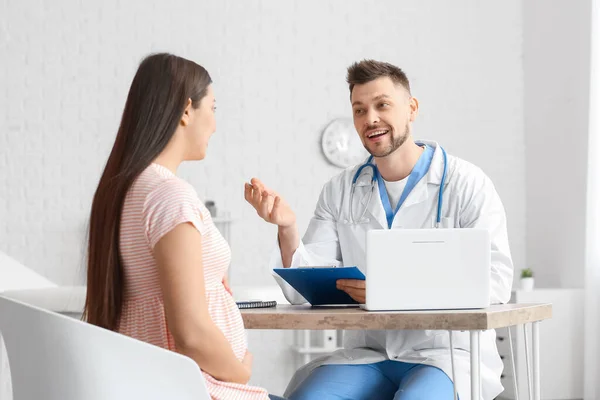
top-left (245, 60), bottom-right (513, 400)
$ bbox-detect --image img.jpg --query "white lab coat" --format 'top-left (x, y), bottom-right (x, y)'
top-left (270, 140), bottom-right (514, 400)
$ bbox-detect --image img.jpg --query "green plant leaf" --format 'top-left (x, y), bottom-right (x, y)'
top-left (520, 268), bottom-right (533, 278)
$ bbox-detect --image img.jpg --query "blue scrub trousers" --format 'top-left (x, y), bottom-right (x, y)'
top-left (287, 360), bottom-right (456, 400)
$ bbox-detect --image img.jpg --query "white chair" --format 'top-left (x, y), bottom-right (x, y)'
top-left (0, 296), bottom-right (210, 400)
top-left (0, 250), bottom-right (56, 292)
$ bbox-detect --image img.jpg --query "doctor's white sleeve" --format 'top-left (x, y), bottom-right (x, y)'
top-left (269, 180), bottom-right (343, 305)
top-left (460, 173), bottom-right (514, 304)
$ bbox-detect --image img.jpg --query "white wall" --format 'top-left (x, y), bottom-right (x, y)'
top-left (0, 0), bottom-right (526, 285)
top-left (524, 0), bottom-right (592, 288)
top-left (585, 0), bottom-right (600, 396)
top-left (0, 0), bottom-right (525, 395)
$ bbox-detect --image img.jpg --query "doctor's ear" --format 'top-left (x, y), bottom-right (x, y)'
top-left (180, 98), bottom-right (193, 127)
top-left (408, 97), bottom-right (419, 122)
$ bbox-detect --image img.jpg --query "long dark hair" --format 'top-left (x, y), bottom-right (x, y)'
top-left (83, 53), bottom-right (212, 330)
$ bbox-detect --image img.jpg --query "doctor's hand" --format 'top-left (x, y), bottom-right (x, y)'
top-left (336, 279), bottom-right (366, 304)
top-left (244, 178), bottom-right (296, 228)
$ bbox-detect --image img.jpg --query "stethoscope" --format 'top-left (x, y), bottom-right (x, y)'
top-left (349, 145), bottom-right (448, 227)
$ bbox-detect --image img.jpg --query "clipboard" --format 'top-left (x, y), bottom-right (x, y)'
top-left (273, 266), bottom-right (365, 305)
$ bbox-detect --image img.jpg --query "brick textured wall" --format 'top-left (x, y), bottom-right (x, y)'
top-left (0, 0), bottom-right (524, 396)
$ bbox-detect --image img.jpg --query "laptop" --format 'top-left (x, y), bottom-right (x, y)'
top-left (361, 228), bottom-right (491, 311)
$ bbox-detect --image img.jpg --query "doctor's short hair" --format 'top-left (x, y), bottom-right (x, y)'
top-left (346, 60), bottom-right (411, 95)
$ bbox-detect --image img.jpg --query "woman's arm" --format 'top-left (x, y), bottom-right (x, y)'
top-left (153, 222), bottom-right (251, 384)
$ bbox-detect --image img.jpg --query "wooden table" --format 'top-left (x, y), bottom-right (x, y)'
top-left (242, 303), bottom-right (552, 400)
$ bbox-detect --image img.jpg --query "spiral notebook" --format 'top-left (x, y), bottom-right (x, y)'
top-left (236, 300), bottom-right (277, 309)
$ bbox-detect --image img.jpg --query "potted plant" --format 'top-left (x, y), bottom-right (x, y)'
top-left (520, 268), bottom-right (534, 291)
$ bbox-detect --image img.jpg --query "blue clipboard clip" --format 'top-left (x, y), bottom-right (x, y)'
top-left (273, 266), bottom-right (365, 306)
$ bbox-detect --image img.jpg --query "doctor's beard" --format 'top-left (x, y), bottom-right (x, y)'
top-left (365, 122), bottom-right (410, 158)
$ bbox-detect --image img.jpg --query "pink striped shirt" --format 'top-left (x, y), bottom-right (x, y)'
top-left (118, 163), bottom-right (269, 400)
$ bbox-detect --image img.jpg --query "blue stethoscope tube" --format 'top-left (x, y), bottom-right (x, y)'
top-left (349, 146), bottom-right (448, 227)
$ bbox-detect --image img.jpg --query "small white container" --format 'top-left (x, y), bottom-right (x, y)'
top-left (520, 277), bottom-right (535, 291)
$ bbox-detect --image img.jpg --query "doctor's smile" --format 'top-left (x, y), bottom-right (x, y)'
top-left (364, 125), bottom-right (391, 143)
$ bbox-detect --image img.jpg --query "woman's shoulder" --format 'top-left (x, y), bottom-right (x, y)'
top-left (147, 183), bottom-right (200, 214)
top-left (137, 164), bottom-right (200, 203)
top-left (139, 165), bottom-right (210, 246)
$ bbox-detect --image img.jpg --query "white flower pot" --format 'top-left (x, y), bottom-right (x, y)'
top-left (520, 277), bottom-right (535, 291)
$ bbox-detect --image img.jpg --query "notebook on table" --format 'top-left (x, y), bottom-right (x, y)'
top-left (236, 300), bottom-right (277, 309)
